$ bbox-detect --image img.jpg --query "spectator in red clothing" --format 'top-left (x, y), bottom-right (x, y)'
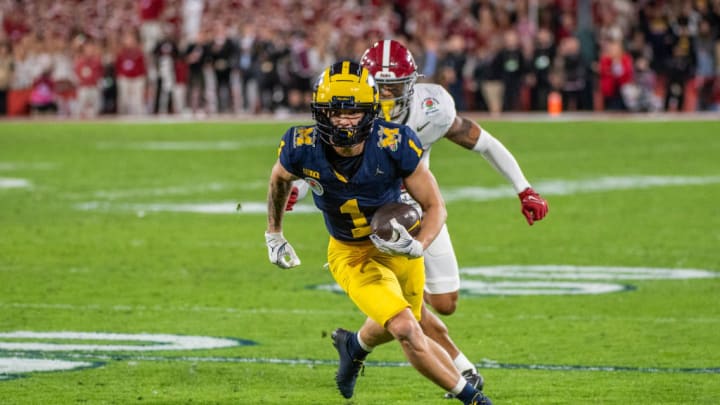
top-left (74, 38), bottom-right (104, 118)
top-left (2, 4), bottom-right (29, 43)
top-left (598, 37), bottom-right (634, 111)
top-left (28, 69), bottom-right (57, 115)
top-left (115, 31), bottom-right (147, 115)
top-left (713, 79), bottom-right (720, 112)
top-left (139, 0), bottom-right (166, 56)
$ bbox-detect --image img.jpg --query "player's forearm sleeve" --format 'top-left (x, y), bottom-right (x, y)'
top-left (472, 128), bottom-right (531, 193)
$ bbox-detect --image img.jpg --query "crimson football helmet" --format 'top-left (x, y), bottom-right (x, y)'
top-left (360, 39), bottom-right (419, 121)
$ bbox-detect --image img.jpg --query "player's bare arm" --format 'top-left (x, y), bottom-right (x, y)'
top-left (403, 164), bottom-right (447, 250)
top-left (267, 161), bottom-right (297, 233)
top-left (443, 116), bottom-right (482, 150)
top-left (265, 160), bottom-right (302, 269)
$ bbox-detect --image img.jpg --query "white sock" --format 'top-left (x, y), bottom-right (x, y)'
top-left (356, 332), bottom-right (374, 352)
top-left (454, 353), bottom-right (477, 375)
top-left (449, 375), bottom-right (467, 396)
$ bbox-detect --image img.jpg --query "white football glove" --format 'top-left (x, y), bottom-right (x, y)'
top-left (264, 232), bottom-right (301, 269)
top-left (369, 218), bottom-right (423, 258)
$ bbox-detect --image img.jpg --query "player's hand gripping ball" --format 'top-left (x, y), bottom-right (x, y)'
top-left (370, 202), bottom-right (421, 241)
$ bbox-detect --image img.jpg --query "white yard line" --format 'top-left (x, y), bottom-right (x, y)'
top-left (440, 175), bottom-right (720, 202)
top-left (0, 331), bottom-right (240, 352)
top-left (2, 352), bottom-right (717, 375)
top-left (63, 181), bottom-right (259, 201)
top-left (0, 302), bottom-right (356, 316)
top-left (0, 162), bottom-right (57, 171)
top-left (0, 178), bottom-right (32, 189)
top-left (96, 139), bottom-right (278, 151)
top-left (81, 174), bottom-right (717, 215)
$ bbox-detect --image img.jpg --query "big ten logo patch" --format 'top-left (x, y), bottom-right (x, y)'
top-left (302, 168), bottom-right (320, 179)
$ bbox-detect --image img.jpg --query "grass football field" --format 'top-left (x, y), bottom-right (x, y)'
top-left (0, 118), bottom-right (718, 404)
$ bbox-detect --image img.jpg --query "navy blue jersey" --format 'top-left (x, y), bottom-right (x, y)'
top-left (278, 120), bottom-right (424, 241)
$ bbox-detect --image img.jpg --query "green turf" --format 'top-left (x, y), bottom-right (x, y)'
top-left (1, 119), bottom-right (719, 404)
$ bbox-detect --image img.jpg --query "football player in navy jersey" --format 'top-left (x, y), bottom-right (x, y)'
top-left (265, 60), bottom-right (491, 405)
top-left (285, 40), bottom-right (548, 399)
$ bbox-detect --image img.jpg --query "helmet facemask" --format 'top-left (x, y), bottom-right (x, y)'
top-left (313, 104), bottom-right (377, 147)
top-left (375, 73), bottom-right (417, 121)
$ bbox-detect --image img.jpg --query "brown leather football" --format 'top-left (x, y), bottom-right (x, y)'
top-left (370, 202), bottom-right (421, 241)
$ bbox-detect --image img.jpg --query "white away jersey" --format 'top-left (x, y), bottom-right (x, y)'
top-left (403, 83), bottom-right (457, 166)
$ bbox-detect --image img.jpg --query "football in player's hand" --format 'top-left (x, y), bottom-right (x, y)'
top-left (370, 202), bottom-right (421, 241)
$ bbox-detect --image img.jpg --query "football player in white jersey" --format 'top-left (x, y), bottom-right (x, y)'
top-left (361, 38), bottom-right (548, 391)
top-left (287, 39), bottom-right (548, 396)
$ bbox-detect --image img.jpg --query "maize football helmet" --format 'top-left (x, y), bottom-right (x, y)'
top-left (360, 40), bottom-right (419, 122)
top-left (311, 60), bottom-right (379, 147)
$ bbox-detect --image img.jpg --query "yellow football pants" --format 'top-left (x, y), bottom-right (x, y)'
top-left (327, 237), bottom-right (425, 327)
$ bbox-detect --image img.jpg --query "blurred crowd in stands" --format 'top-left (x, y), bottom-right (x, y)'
top-left (0, 0), bottom-right (719, 118)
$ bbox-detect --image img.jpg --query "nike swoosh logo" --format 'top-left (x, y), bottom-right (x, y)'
top-left (416, 121), bottom-right (430, 132)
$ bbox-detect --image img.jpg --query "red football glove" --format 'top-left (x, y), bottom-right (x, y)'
top-left (518, 187), bottom-right (548, 225)
top-left (285, 186), bottom-right (299, 211)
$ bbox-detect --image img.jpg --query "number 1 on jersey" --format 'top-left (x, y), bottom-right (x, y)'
top-left (340, 199), bottom-right (371, 238)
